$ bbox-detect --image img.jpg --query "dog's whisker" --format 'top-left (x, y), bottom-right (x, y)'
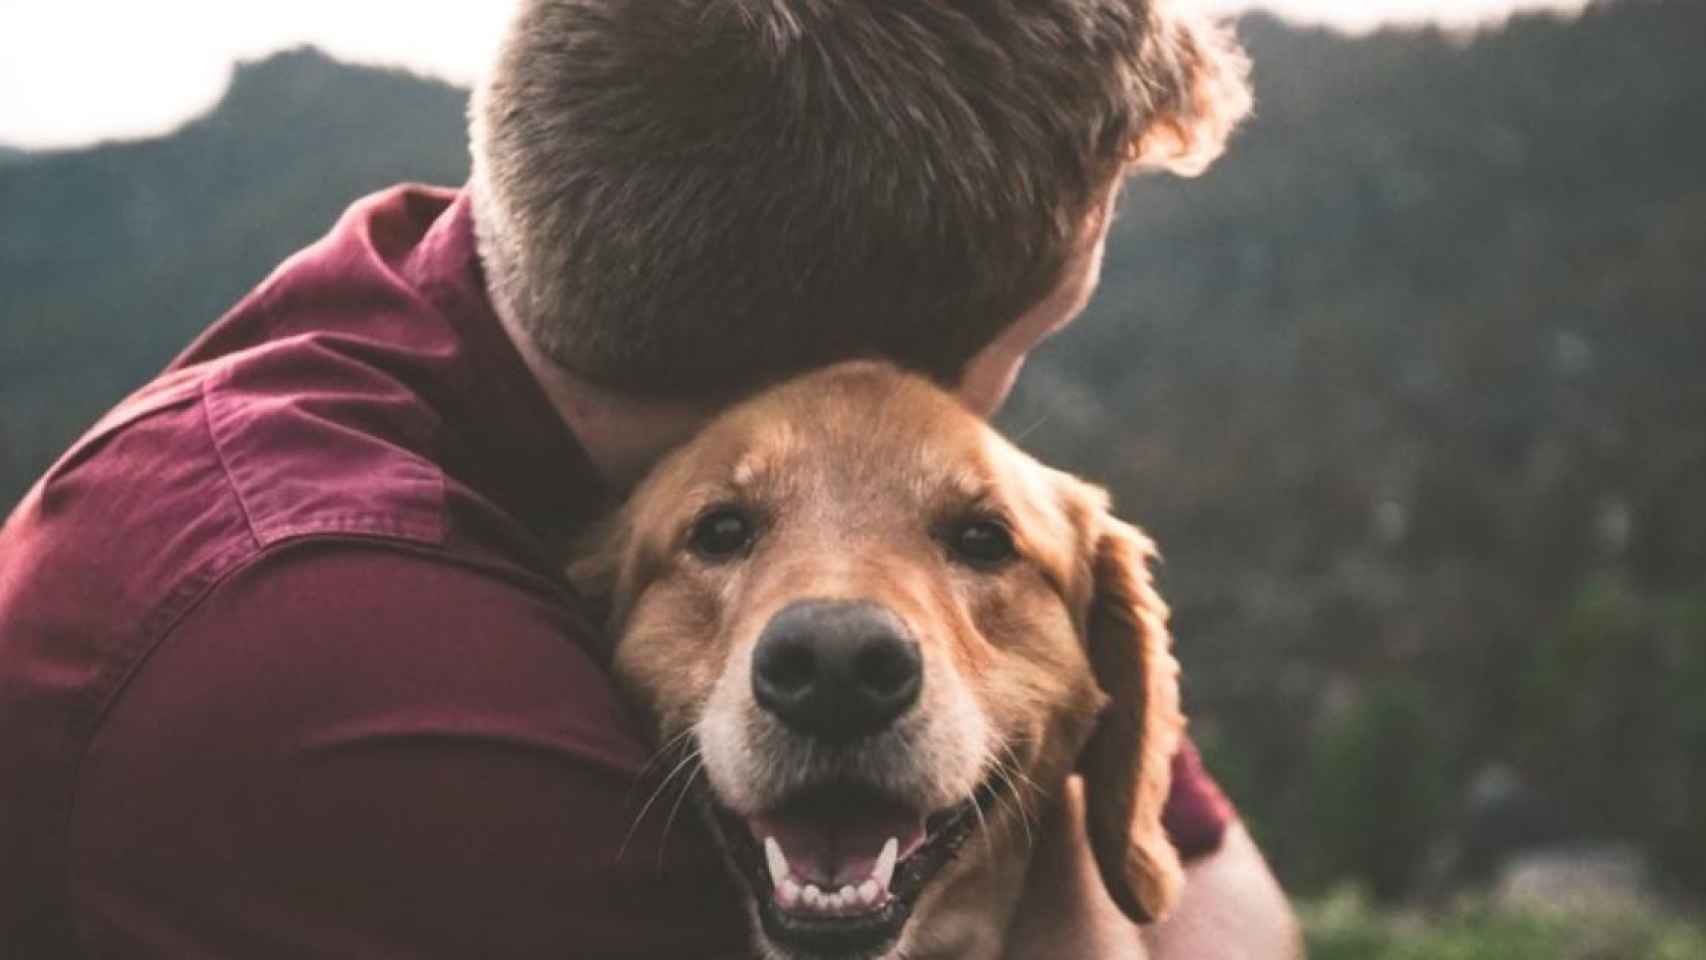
top-left (996, 739), bottom-right (1042, 794)
top-left (1006, 785), bottom-right (1042, 840)
top-left (986, 757), bottom-right (1038, 852)
top-left (973, 795), bottom-right (997, 863)
top-left (1011, 410), bottom-right (1054, 445)
top-left (639, 727), bottom-right (699, 778)
top-left (991, 744), bottom-right (1042, 828)
top-left (623, 728), bottom-right (698, 810)
top-left (996, 774), bottom-right (1030, 849)
top-left (966, 754), bottom-right (1006, 864)
top-left (991, 738), bottom-right (1048, 849)
top-left (618, 745), bottom-right (703, 864)
top-left (1006, 779), bottom-right (1038, 851)
top-left (1000, 760), bottom-right (1046, 843)
top-left (656, 761), bottom-right (706, 872)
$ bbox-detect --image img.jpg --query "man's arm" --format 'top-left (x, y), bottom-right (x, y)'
top-left (1142, 823), bottom-right (1302, 960)
top-left (1006, 779), bottom-right (1298, 959)
top-left (69, 543), bottom-right (747, 958)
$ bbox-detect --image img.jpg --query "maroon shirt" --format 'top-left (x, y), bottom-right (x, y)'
top-left (0, 185), bottom-right (1231, 958)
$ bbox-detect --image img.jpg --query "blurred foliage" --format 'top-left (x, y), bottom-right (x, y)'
top-left (1302, 887), bottom-right (1706, 960)
top-left (1519, 579), bottom-right (1706, 888)
top-left (1305, 681), bottom-right (1450, 900)
top-left (2, 0), bottom-right (1703, 908)
top-left (1003, 0), bottom-right (1706, 901)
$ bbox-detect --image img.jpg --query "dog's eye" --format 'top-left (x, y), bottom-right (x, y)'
top-left (689, 508), bottom-right (756, 561)
top-left (947, 519), bottom-right (1016, 569)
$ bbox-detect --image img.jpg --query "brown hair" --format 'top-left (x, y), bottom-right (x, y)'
top-left (470, 0), bottom-right (1251, 396)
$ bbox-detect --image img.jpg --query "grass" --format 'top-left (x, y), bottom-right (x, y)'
top-left (1301, 887), bottom-right (1706, 960)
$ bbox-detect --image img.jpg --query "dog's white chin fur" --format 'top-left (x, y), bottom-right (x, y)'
top-left (696, 634), bottom-right (1022, 960)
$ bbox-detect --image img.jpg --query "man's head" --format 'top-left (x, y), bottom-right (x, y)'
top-left (470, 0), bottom-right (1251, 412)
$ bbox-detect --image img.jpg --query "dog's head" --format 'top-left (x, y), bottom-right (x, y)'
top-left (576, 362), bottom-right (1183, 959)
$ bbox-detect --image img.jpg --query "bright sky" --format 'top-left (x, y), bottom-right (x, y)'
top-left (0, 0), bottom-right (1592, 150)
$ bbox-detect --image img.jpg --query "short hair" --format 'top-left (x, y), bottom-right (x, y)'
top-left (470, 0), bottom-right (1251, 396)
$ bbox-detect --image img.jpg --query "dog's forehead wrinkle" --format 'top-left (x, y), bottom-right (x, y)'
top-left (757, 394), bottom-right (981, 492)
top-left (786, 461), bottom-right (1002, 553)
top-left (726, 421), bottom-right (805, 487)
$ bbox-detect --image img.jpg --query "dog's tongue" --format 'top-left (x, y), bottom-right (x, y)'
top-left (748, 790), bottom-right (927, 889)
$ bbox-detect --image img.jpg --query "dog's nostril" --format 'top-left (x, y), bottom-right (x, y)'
top-left (854, 639), bottom-right (918, 698)
top-left (751, 600), bottom-right (922, 743)
top-left (764, 642), bottom-right (817, 696)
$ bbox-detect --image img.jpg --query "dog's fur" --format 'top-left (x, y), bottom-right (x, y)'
top-left (574, 362), bottom-right (1184, 959)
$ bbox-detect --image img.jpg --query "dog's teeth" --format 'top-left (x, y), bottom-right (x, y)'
top-left (764, 836), bottom-right (790, 887)
top-left (772, 839), bottom-right (897, 913)
top-left (873, 837), bottom-right (899, 891)
top-left (787, 878), bottom-right (890, 915)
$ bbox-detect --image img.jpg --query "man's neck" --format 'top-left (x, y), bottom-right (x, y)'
top-left (493, 298), bottom-right (715, 492)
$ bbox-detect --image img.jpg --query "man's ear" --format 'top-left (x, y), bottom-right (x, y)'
top-left (1127, 4), bottom-right (1254, 177)
top-left (1078, 514), bottom-right (1186, 924)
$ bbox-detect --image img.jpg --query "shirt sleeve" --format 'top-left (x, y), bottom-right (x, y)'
top-left (1161, 737), bottom-right (1237, 861)
top-left (69, 542), bottom-right (750, 960)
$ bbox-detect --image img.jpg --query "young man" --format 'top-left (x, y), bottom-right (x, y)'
top-left (0, 1), bottom-right (1295, 956)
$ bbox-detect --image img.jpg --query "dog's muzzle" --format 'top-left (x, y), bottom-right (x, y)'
top-left (718, 597), bottom-right (991, 953)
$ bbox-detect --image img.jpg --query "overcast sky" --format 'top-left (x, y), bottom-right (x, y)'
top-left (1, 0), bottom-right (1592, 150)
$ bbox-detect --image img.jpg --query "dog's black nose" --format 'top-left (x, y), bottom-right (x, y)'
top-left (751, 599), bottom-right (922, 743)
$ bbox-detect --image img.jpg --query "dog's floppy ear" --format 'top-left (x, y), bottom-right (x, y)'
top-left (565, 511), bottom-right (638, 637)
top-left (1078, 513), bottom-right (1186, 924)
top-left (566, 514), bottom-right (624, 600)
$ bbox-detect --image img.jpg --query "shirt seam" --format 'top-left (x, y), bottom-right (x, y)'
top-left (198, 378), bottom-right (264, 547)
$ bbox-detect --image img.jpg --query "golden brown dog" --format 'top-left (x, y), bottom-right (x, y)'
top-left (574, 361), bottom-right (1185, 960)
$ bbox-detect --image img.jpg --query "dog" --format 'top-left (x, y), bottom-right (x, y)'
top-left (573, 361), bottom-right (1185, 959)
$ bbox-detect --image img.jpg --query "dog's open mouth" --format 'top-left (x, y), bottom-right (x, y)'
top-left (713, 780), bottom-right (998, 956)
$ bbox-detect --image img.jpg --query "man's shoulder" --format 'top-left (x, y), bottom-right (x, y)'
top-left (197, 331), bottom-right (449, 551)
top-left (1, 178), bottom-right (595, 692)
top-left (4, 329), bottom-right (454, 583)
top-left (3, 365), bottom-right (258, 640)
top-left (3, 307), bottom-right (552, 692)
top-left (0, 352), bottom-right (442, 724)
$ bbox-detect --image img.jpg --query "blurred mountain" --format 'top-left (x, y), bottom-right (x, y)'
top-left (0, 146), bottom-right (27, 168)
top-left (3, 0), bottom-right (1703, 902)
top-left (0, 47), bottom-right (469, 502)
